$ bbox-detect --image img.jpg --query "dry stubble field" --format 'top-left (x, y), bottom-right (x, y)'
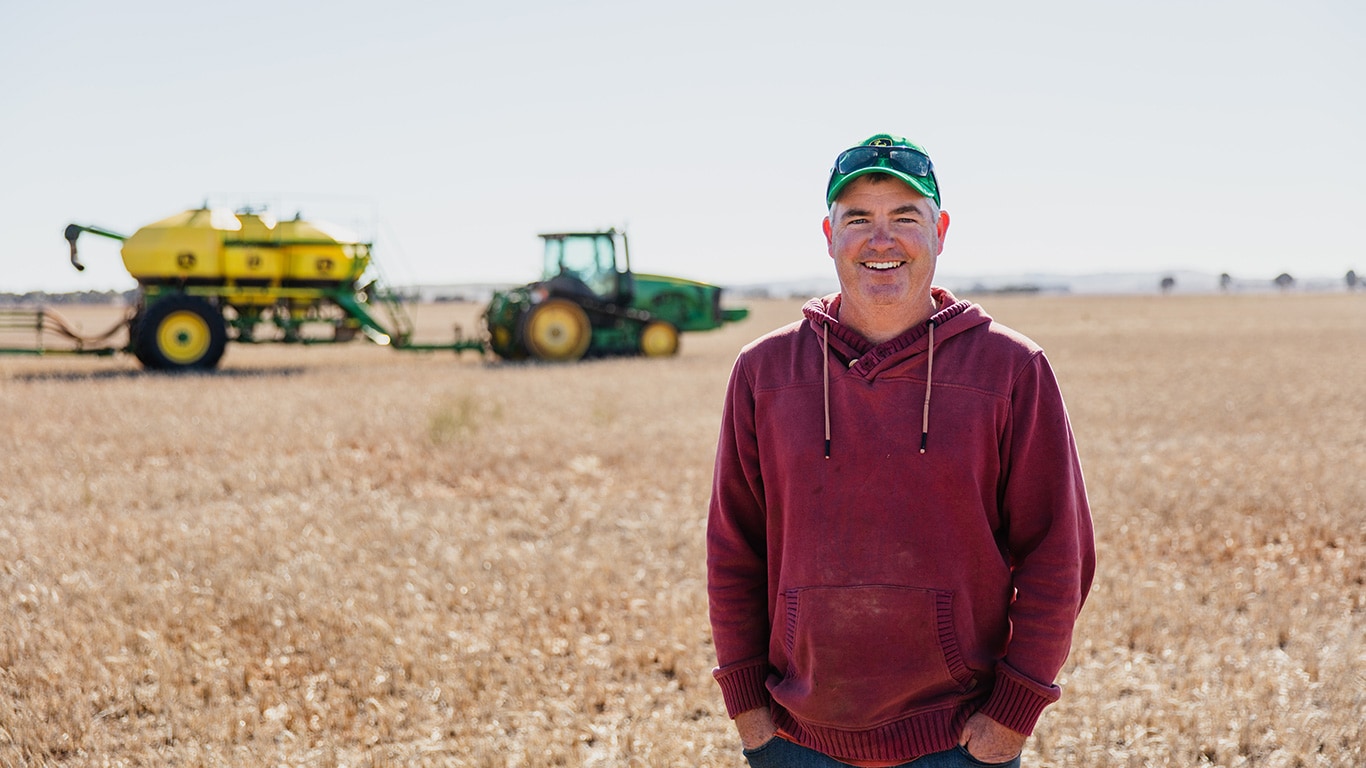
top-left (1, 293), bottom-right (1363, 767)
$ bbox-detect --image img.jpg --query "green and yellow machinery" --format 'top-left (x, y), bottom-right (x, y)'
top-left (46, 206), bottom-right (483, 371)
top-left (484, 228), bottom-right (748, 361)
top-left (0, 207), bottom-right (747, 370)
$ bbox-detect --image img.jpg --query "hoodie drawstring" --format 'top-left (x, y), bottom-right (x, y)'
top-left (822, 322), bottom-right (831, 459)
top-left (920, 319), bottom-right (935, 454)
top-left (822, 317), bottom-right (936, 458)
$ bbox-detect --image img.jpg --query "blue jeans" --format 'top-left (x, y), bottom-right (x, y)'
top-left (742, 737), bottom-right (1021, 768)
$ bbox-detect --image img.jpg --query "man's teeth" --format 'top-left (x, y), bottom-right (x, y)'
top-left (864, 261), bottom-right (904, 270)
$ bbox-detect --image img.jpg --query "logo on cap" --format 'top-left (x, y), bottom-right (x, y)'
top-left (870, 138), bottom-right (893, 147)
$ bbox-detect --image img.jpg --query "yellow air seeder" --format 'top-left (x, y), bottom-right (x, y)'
top-left (35, 206), bottom-right (484, 371)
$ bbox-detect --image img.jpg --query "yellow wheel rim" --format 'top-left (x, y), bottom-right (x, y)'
top-left (525, 300), bottom-right (590, 361)
top-left (640, 321), bottom-right (679, 357)
top-left (156, 310), bottom-right (212, 365)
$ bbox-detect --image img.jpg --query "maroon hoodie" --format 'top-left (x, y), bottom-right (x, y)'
top-left (707, 288), bottom-right (1095, 764)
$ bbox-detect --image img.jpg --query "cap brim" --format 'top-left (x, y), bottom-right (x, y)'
top-left (827, 167), bottom-right (938, 207)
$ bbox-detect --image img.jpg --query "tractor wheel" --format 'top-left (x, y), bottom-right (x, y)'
top-left (487, 320), bottom-right (527, 360)
top-left (639, 319), bottom-right (680, 357)
top-left (135, 294), bottom-right (228, 371)
top-left (522, 298), bottom-right (592, 361)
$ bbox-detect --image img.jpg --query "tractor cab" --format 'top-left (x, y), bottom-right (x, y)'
top-left (539, 230), bottom-right (633, 306)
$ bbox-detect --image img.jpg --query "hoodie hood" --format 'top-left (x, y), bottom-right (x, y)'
top-left (800, 287), bottom-right (991, 456)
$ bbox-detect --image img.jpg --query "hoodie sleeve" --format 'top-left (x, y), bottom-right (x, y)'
top-left (706, 352), bottom-right (775, 718)
top-left (980, 350), bottom-right (1096, 735)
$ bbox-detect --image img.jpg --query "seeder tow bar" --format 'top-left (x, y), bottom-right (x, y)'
top-left (0, 305), bottom-right (129, 358)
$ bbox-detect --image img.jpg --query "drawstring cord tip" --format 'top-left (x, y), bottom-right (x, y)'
top-left (919, 432), bottom-right (928, 454)
top-left (824, 439), bottom-right (831, 459)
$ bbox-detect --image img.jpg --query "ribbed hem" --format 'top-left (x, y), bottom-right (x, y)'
top-left (713, 661), bottom-right (771, 718)
top-left (978, 662), bottom-right (1061, 736)
top-left (773, 702), bottom-right (973, 763)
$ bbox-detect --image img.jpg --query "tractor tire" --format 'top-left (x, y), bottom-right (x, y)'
top-left (522, 298), bottom-right (592, 361)
top-left (134, 294), bottom-right (228, 372)
top-left (487, 320), bottom-right (528, 360)
top-left (639, 319), bottom-right (680, 357)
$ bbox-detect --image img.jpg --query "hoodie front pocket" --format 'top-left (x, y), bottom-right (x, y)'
top-left (773, 585), bottom-right (975, 729)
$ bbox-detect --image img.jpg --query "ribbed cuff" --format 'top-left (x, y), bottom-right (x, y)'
top-left (978, 662), bottom-right (1061, 736)
top-left (713, 661), bottom-right (771, 718)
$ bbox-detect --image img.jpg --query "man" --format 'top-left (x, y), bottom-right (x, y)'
top-left (707, 134), bottom-right (1095, 767)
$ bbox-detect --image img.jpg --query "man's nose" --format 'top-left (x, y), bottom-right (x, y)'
top-left (867, 224), bottom-right (896, 249)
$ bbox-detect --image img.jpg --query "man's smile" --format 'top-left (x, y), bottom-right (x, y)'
top-left (863, 260), bottom-right (905, 270)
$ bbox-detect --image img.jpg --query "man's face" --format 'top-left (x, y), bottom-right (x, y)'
top-left (823, 174), bottom-right (949, 315)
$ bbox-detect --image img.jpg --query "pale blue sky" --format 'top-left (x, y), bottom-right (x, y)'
top-left (3, 0), bottom-right (1362, 292)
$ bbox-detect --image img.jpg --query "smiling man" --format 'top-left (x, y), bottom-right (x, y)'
top-left (707, 134), bottom-right (1096, 767)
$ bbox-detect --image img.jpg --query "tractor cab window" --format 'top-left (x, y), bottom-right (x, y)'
top-left (543, 234), bottom-right (619, 299)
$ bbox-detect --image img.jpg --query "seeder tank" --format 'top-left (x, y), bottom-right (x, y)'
top-left (117, 207), bottom-right (371, 294)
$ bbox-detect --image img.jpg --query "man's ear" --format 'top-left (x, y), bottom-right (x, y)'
top-left (936, 210), bottom-right (950, 248)
top-left (823, 216), bottom-right (834, 255)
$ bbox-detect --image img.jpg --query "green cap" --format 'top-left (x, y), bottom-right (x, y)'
top-left (826, 133), bottom-right (940, 207)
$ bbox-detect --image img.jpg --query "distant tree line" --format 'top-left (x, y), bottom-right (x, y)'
top-left (0, 290), bottom-right (138, 306)
top-left (1158, 270), bottom-right (1362, 294)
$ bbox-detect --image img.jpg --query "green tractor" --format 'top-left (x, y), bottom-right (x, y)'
top-left (483, 229), bottom-right (748, 361)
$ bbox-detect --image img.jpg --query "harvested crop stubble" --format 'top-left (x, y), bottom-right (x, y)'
top-left (1, 294), bottom-right (1362, 766)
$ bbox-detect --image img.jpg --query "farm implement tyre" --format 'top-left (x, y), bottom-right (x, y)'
top-left (522, 298), bottom-right (592, 361)
top-left (487, 322), bottom-right (528, 361)
top-left (135, 295), bottom-right (227, 371)
top-left (639, 320), bottom-right (680, 357)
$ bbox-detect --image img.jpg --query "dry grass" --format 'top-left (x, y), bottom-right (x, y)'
top-left (1, 294), bottom-right (1362, 767)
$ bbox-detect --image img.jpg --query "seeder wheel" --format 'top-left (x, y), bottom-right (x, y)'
top-left (135, 294), bottom-right (227, 371)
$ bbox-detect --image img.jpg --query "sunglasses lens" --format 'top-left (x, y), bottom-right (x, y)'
top-left (886, 149), bottom-right (931, 177)
top-left (834, 147), bottom-right (880, 174)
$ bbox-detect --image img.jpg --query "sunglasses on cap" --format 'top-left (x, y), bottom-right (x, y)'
top-left (827, 144), bottom-right (940, 206)
top-left (832, 145), bottom-right (935, 178)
